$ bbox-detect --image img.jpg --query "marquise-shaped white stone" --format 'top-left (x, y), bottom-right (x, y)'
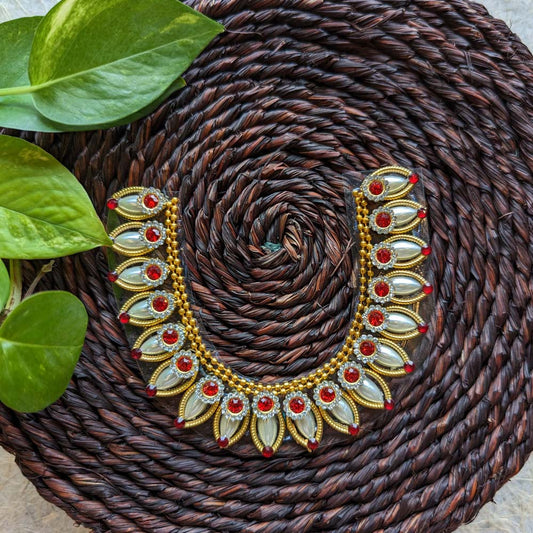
top-left (391, 240), bottom-right (421, 261)
top-left (390, 205), bottom-right (417, 226)
top-left (114, 231), bottom-right (145, 252)
top-left (383, 173), bottom-right (408, 194)
top-left (184, 394), bottom-right (209, 420)
top-left (357, 377), bottom-right (384, 403)
top-left (386, 311), bottom-right (417, 334)
top-left (375, 344), bottom-right (404, 368)
top-left (389, 275), bottom-right (422, 296)
top-left (118, 195), bottom-right (144, 216)
top-left (220, 415), bottom-right (240, 439)
top-left (257, 416), bottom-right (278, 447)
top-left (140, 335), bottom-right (162, 355)
top-left (128, 299), bottom-right (153, 320)
top-left (330, 398), bottom-right (355, 425)
top-left (155, 366), bottom-right (183, 390)
top-left (295, 411), bottom-right (317, 440)
top-left (119, 265), bottom-right (144, 285)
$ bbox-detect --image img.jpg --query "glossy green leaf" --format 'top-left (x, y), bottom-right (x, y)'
top-left (0, 135), bottom-right (112, 259)
top-left (22, 0), bottom-right (223, 127)
top-left (0, 260), bottom-right (9, 311)
top-left (0, 291), bottom-right (87, 412)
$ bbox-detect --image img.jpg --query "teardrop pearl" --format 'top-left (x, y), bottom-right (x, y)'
top-left (295, 411), bottom-right (317, 439)
top-left (140, 335), bottom-right (162, 355)
top-left (154, 366), bottom-right (183, 390)
top-left (390, 205), bottom-right (417, 226)
top-left (257, 416), bottom-right (278, 447)
top-left (184, 394), bottom-right (209, 420)
top-left (330, 398), bottom-right (355, 425)
top-left (389, 275), bottom-right (422, 296)
top-left (357, 377), bottom-right (384, 403)
top-left (118, 194), bottom-right (144, 216)
top-left (119, 265), bottom-right (144, 285)
top-left (128, 299), bottom-right (153, 320)
top-left (383, 173), bottom-right (407, 194)
top-left (375, 344), bottom-right (404, 368)
top-left (220, 416), bottom-right (240, 439)
top-left (391, 240), bottom-right (421, 261)
top-left (114, 231), bottom-right (145, 252)
top-left (386, 311), bottom-right (417, 334)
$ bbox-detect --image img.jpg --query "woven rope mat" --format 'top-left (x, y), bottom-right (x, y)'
top-left (1, 0), bottom-right (532, 531)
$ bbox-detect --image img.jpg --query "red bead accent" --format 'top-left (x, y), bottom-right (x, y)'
top-left (152, 296), bottom-right (169, 312)
top-left (257, 396), bottom-right (274, 412)
top-left (422, 283), bottom-right (434, 295)
top-left (374, 281), bottom-right (390, 297)
top-left (289, 397), bottom-right (306, 414)
top-left (119, 312), bottom-right (130, 324)
top-left (421, 245), bottom-right (432, 256)
top-left (217, 436), bottom-right (229, 448)
top-left (131, 348), bottom-right (142, 360)
top-left (174, 417), bottom-right (186, 429)
top-left (143, 194), bottom-right (159, 209)
top-left (107, 271), bottom-right (119, 283)
top-left (367, 310), bottom-right (384, 327)
top-left (145, 227), bottom-right (161, 243)
top-left (228, 398), bottom-right (244, 414)
top-left (417, 208), bottom-right (427, 219)
top-left (307, 438), bottom-right (319, 451)
top-left (106, 198), bottom-right (119, 210)
top-left (384, 399), bottom-right (395, 411)
top-left (376, 248), bottom-right (392, 264)
top-left (343, 367), bottom-right (360, 383)
top-left (176, 356), bottom-right (193, 373)
top-left (162, 329), bottom-right (179, 345)
top-left (409, 173), bottom-right (419, 184)
top-left (319, 387), bottom-right (336, 404)
top-left (202, 380), bottom-right (219, 397)
top-left (262, 446), bottom-right (274, 458)
top-left (368, 180), bottom-right (384, 195)
top-left (146, 264), bottom-right (162, 280)
top-left (348, 423), bottom-right (360, 436)
top-left (418, 323), bottom-right (429, 334)
top-left (375, 212), bottom-right (392, 228)
top-left (146, 384), bottom-right (157, 397)
top-left (360, 340), bottom-right (376, 356)
top-left (404, 361), bottom-right (415, 373)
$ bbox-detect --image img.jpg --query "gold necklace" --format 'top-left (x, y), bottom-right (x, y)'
top-left (106, 166), bottom-right (432, 456)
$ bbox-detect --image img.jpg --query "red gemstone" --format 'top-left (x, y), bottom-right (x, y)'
top-left (348, 423), bottom-right (360, 436)
top-left (376, 248), bottom-right (392, 264)
top-left (384, 398), bottom-right (395, 411)
top-left (409, 173), bottom-right (419, 184)
top-left (307, 438), bottom-right (319, 451)
top-left (106, 198), bottom-right (119, 210)
top-left (146, 264), bottom-right (162, 280)
top-left (202, 380), bottom-right (219, 397)
top-left (143, 194), bottom-right (159, 209)
top-left (262, 446), bottom-right (274, 458)
top-left (146, 384), bottom-right (157, 397)
top-left (374, 281), bottom-right (390, 297)
top-left (319, 387), bottom-right (336, 404)
top-left (152, 296), bottom-right (169, 312)
top-left (375, 212), bottom-right (392, 228)
top-left (174, 417), bottom-right (186, 429)
top-left (162, 329), bottom-right (179, 345)
top-left (418, 323), bottom-right (429, 334)
top-left (368, 180), bottom-right (384, 195)
top-left (119, 312), bottom-right (130, 324)
top-left (422, 283), bottom-right (434, 295)
top-left (360, 340), bottom-right (376, 356)
top-left (367, 310), bottom-right (384, 327)
top-left (176, 356), bottom-right (193, 373)
top-left (289, 397), bottom-right (306, 414)
top-left (417, 208), bottom-right (427, 219)
top-left (421, 245), bottom-right (432, 256)
top-left (404, 360), bottom-right (415, 373)
top-left (343, 367), bottom-right (360, 383)
top-left (217, 436), bottom-right (229, 448)
top-left (107, 271), bottom-right (119, 283)
top-left (257, 396), bottom-right (274, 412)
top-left (131, 348), bottom-right (142, 360)
top-left (228, 398), bottom-right (244, 414)
top-left (145, 227), bottom-right (161, 243)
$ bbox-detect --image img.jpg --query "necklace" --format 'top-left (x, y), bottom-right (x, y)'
top-left (106, 165), bottom-right (432, 456)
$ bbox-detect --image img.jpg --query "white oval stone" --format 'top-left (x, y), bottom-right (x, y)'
top-left (114, 231), bottom-right (145, 251)
top-left (375, 344), bottom-right (404, 368)
top-left (119, 265), bottom-right (144, 285)
top-left (139, 335), bottom-right (162, 355)
top-left (128, 299), bottom-right (153, 319)
top-left (257, 416), bottom-right (278, 447)
top-left (357, 377), bottom-right (384, 403)
top-left (330, 398), bottom-right (355, 425)
top-left (295, 411), bottom-right (317, 440)
top-left (389, 275), bottom-right (422, 296)
top-left (386, 311), bottom-right (417, 334)
top-left (184, 394), bottom-right (209, 420)
top-left (155, 366), bottom-right (183, 390)
top-left (383, 173), bottom-right (408, 194)
top-left (391, 205), bottom-right (417, 226)
top-left (220, 415), bottom-right (240, 439)
top-left (118, 194), bottom-right (144, 216)
top-left (391, 240), bottom-right (421, 261)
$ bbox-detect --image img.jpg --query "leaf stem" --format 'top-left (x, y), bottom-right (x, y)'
top-left (0, 85), bottom-right (36, 97)
top-left (3, 260), bottom-right (22, 316)
top-left (24, 260), bottom-right (55, 299)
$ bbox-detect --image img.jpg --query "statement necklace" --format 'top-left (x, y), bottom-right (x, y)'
top-left (106, 166), bottom-right (432, 457)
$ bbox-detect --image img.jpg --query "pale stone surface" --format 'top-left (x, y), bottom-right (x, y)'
top-left (0, 0), bottom-right (532, 532)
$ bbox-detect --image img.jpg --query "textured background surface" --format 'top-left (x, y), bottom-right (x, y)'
top-left (0, 1), bottom-right (532, 532)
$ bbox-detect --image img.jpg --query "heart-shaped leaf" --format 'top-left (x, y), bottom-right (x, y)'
top-left (24, 0), bottom-right (223, 127)
top-left (0, 260), bottom-right (9, 311)
top-left (0, 290), bottom-right (87, 412)
top-left (0, 135), bottom-right (112, 259)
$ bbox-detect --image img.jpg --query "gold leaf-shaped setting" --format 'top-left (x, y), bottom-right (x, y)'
top-left (383, 199), bottom-right (425, 234)
top-left (369, 338), bottom-right (411, 377)
top-left (380, 305), bottom-right (424, 341)
top-left (148, 359), bottom-right (197, 397)
top-left (132, 323), bottom-right (186, 362)
top-left (250, 411), bottom-right (285, 458)
top-left (175, 385), bottom-right (220, 430)
top-left (386, 270), bottom-right (432, 305)
top-left (286, 403), bottom-right (323, 452)
top-left (320, 391), bottom-right (360, 436)
top-left (110, 257), bottom-right (169, 292)
top-left (119, 291), bottom-right (175, 327)
top-left (349, 369), bottom-right (393, 410)
top-left (110, 221), bottom-right (166, 257)
top-left (108, 186), bottom-right (168, 221)
top-left (213, 406), bottom-right (250, 449)
top-left (371, 165), bottom-right (419, 201)
top-left (383, 234), bottom-right (430, 270)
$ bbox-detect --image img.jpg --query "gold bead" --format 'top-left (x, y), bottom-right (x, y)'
top-left (191, 342), bottom-right (198, 350)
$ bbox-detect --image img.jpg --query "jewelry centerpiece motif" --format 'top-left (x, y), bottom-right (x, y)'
top-left (106, 167), bottom-right (432, 456)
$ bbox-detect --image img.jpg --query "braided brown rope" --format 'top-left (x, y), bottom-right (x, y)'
top-left (1, 0), bottom-right (532, 531)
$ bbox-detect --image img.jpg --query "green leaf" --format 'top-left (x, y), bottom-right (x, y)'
top-left (0, 135), bottom-right (112, 259)
top-left (0, 260), bottom-right (10, 311)
top-left (23, 0), bottom-right (223, 127)
top-left (0, 291), bottom-right (87, 412)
